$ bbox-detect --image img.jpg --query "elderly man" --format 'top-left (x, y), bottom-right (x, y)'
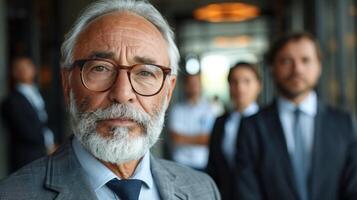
top-left (236, 32), bottom-right (357, 200)
top-left (0, 0), bottom-right (220, 200)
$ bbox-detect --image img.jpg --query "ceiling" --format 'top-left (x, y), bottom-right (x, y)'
top-left (150, 0), bottom-right (271, 21)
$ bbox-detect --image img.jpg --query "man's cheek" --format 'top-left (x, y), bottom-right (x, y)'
top-left (77, 95), bottom-right (92, 112)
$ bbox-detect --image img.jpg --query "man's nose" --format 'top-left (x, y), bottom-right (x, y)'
top-left (292, 60), bottom-right (305, 74)
top-left (108, 71), bottom-right (136, 104)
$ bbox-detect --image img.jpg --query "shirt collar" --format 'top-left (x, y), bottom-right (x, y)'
top-left (242, 102), bottom-right (259, 117)
top-left (16, 83), bottom-right (35, 88)
top-left (130, 147), bottom-right (153, 189)
top-left (231, 102), bottom-right (259, 118)
top-left (278, 91), bottom-right (318, 116)
top-left (16, 83), bottom-right (36, 94)
top-left (72, 137), bottom-right (154, 192)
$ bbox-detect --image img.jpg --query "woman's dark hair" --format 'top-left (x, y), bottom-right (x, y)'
top-left (228, 62), bottom-right (261, 83)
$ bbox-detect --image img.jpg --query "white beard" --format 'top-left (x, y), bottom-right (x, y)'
top-left (69, 91), bottom-right (167, 164)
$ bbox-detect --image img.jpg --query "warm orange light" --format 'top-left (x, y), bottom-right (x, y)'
top-left (214, 35), bottom-right (252, 47)
top-left (194, 2), bottom-right (260, 22)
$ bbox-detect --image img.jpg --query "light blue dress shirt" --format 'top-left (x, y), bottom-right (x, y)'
top-left (222, 102), bottom-right (259, 168)
top-left (278, 92), bottom-right (317, 169)
top-left (169, 98), bottom-right (216, 168)
top-left (72, 138), bottom-right (161, 200)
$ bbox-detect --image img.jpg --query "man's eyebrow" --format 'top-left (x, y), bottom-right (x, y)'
top-left (134, 56), bottom-right (157, 64)
top-left (88, 51), bottom-right (115, 59)
top-left (86, 53), bottom-right (159, 65)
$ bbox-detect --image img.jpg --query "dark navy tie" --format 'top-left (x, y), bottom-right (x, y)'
top-left (106, 178), bottom-right (143, 200)
top-left (292, 108), bottom-right (308, 200)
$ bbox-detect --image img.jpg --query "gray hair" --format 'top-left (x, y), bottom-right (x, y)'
top-left (61, 0), bottom-right (180, 74)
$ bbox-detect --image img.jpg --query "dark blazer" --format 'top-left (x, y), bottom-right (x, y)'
top-left (0, 139), bottom-right (221, 200)
top-left (1, 89), bottom-right (47, 172)
top-left (207, 113), bottom-right (234, 200)
top-left (236, 101), bottom-right (357, 200)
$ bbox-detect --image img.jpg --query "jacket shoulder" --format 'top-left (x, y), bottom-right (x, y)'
top-left (241, 104), bottom-right (274, 124)
top-left (211, 113), bottom-right (230, 130)
top-left (1, 91), bottom-right (29, 115)
top-left (157, 158), bottom-right (210, 180)
top-left (154, 158), bottom-right (220, 199)
top-left (323, 104), bottom-right (352, 118)
top-left (0, 156), bottom-right (53, 199)
top-left (321, 104), bottom-right (356, 137)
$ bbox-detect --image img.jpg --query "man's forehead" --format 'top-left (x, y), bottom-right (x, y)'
top-left (73, 11), bottom-right (169, 65)
top-left (284, 38), bottom-right (315, 50)
top-left (277, 39), bottom-right (316, 56)
top-left (81, 11), bottom-right (163, 41)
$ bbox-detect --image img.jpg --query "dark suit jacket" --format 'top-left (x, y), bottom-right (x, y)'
top-left (1, 89), bottom-right (47, 172)
top-left (207, 113), bottom-right (235, 200)
top-left (0, 139), bottom-right (221, 200)
top-left (236, 101), bottom-right (357, 200)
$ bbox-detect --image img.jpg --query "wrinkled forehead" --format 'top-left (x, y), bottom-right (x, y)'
top-left (73, 11), bottom-right (168, 62)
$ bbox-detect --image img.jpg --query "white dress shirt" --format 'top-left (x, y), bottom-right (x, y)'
top-left (222, 102), bottom-right (259, 168)
top-left (169, 98), bottom-right (215, 169)
top-left (72, 138), bottom-right (161, 200)
top-left (278, 92), bottom-right (317, 166)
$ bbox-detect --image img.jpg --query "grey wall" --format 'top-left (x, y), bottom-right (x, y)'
top-left (0, 0), bottom-right (8, 178)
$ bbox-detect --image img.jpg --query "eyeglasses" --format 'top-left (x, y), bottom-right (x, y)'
top-left (71, 58), bottom-right (172, 96)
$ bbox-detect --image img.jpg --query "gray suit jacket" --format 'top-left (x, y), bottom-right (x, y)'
top-left (0, 140), bottom-right (220, 200)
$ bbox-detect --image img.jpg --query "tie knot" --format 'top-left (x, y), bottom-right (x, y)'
top-left (294, 107), bottom-right (302, 117)
top-left (106, 178), bottom-right (143, 200)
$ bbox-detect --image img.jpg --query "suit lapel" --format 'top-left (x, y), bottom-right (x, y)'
top-left (14, 90), bottom-right (41, 121)
top-left (265, 102), bottom-right (300, 197)
top-left (151, 156), bottom-right (188, 200)
top-left (44, 141), bottom-right (97, 200)
top-left (218, 113), bottom-right (231, 171)
top-left (309, 102), bottom-right (326, 200)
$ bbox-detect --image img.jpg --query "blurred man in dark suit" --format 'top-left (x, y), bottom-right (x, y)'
top-left (1, 56), bottom-right (56, 172)
top-left (207, 62), bottom-right (261, 200)
top-left (236, 32), bottom-right (357, 200)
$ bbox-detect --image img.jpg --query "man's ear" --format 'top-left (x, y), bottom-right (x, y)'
top-left (61, 68), bottom-right (71, 106)
top-left (165, 76), bottom-right (177, 105)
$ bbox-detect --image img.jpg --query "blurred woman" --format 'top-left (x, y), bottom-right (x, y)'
top-left (206, 62), bottom-right (262, 200)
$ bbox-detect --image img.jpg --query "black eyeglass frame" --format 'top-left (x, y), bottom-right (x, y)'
top-left (71, 58), bottom-right (172, 97)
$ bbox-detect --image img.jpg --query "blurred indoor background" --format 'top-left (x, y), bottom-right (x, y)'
top-left (0, 0), bottom-right (356, 178)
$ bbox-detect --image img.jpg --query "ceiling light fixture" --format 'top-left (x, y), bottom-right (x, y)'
top-left (194, 2), bottom-right (260, 22)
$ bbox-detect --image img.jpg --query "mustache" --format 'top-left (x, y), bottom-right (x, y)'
top-left (287, 73), bottom-right (306, 81)
top-left (80, 103), bottom-right (151, 127)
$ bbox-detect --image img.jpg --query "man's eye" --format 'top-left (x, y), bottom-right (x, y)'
top-left (138, 70), bottom-right (155, 77)
top-left (280, 58), bottom-right (292, 65)
top-left (91, 65), bottom-right (109, 72)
